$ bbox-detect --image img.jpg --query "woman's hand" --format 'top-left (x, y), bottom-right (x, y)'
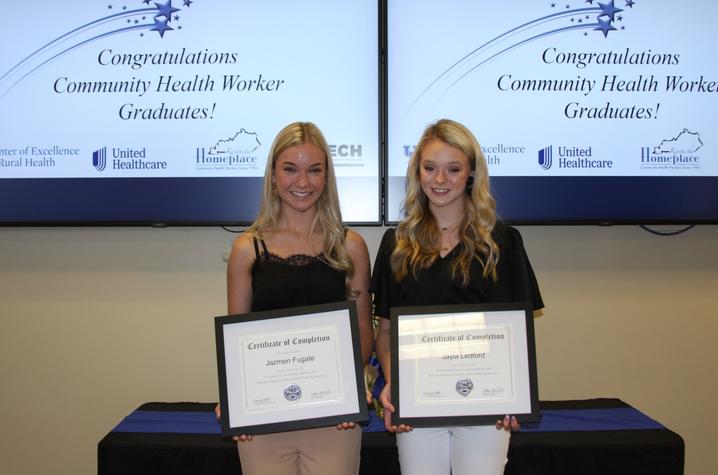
top-left (379, 382), bottom-right (412, 433)
top-left (495, 415), bottom-right (520, 432)
top-left (336, 421), bottom-right (358, 430)
top-left (215, 403), bottom-right (253, 441)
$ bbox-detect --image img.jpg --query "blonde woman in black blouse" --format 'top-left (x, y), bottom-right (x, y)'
top-left (371, 119), bottom-right (543, 475)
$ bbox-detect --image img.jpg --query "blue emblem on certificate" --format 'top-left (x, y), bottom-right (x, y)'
top-left (455, 378), bottom-right (474, 397)
top-left (284, 384), bottom-right (302, 401)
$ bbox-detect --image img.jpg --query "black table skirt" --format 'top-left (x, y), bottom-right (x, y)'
top-left (98, 399), bottom-right (683, 475)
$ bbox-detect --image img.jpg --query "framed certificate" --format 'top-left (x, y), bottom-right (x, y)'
top-left (390, 302), bottom-right (539, 427)
top-left (215, 301), bottom-right (368, 436)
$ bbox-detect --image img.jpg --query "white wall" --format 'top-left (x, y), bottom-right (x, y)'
top-left (1, 225), bottom-right (716, 474)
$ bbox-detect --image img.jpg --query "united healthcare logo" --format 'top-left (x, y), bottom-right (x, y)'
top-left (538, 146), bottom-right (553, 170)
top-left (92, 147), bottom-right (107, 171)
top-left (537, 145), bottom-right (612, 170)
top-left (91, 147), bottom-right (167, 172)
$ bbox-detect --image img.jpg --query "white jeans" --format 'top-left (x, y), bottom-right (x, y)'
top-left (396, 426), bottom-right (510, 475)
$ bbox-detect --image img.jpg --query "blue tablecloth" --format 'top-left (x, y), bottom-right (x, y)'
top-left (112, 405), bottom-right (664, 435)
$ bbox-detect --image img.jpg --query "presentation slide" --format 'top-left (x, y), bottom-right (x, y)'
top-left (0, 0), bottom-right (380, 224)
top-left (387, 0), bottom-right (717, 222)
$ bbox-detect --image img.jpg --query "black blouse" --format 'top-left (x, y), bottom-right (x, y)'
top-left (370, 223), bottom-right (543, 319)
top-left (251, 239), bottom-right (346, 312)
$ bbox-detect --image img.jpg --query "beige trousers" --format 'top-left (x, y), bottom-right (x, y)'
top-left (237, 426), bottom-right (362, 475)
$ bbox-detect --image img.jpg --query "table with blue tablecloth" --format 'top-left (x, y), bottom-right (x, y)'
top-left (98, 398), bottom-right (683, 475)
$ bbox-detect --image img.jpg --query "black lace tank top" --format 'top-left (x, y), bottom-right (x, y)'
top-left (250, 238), bottom-right (347, 312)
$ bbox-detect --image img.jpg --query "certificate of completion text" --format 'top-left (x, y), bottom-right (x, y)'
top-left (399, 316), bottom-right (514, 407)
top-left (240, 326), bottom-right (344, 413)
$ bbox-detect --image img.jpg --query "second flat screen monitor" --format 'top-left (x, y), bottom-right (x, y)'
top-left (387, 0), bottom-right (718, 224)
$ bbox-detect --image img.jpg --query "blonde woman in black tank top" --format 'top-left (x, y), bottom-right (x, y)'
top-left (220, 122), bottom-right (373, 475)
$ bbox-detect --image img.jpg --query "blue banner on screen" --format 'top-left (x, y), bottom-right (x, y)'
top-left (387, 0), bottom-right (718, 223)
top-left (0, 1), bottom-right (380, 224)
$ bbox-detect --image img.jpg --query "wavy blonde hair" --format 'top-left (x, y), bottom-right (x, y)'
top-left (391, 119), bottom-right (499, 285)
top-left (247, 122), bottom-right (354, 283)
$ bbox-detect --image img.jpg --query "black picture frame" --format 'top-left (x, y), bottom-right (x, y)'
top-left (390, 301), bottom-right (539, 427)
top-left (215, 301), bottom-right (368, 436)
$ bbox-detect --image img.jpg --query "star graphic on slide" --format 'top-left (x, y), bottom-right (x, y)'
top-left (595, 17), bottom-right (617, 37)
top-left (154, 0), bottom-right (181, 22)
top-left (183, 0), bottom-right (193, 7)
top-left (598, 1), bottom-right (623, 21)
top-left (150, 17), bottom-right (174, 37)
top-left (625, 0), bottom-right (635, 7)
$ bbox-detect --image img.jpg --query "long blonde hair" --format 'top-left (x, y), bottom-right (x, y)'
top-left (247, 122), bottom-right (354, 282)
top-left (391, 119), bottom-right (499, 284)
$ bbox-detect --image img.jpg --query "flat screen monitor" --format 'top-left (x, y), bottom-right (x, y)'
top-left (386, 0), bottom-right (718, 224)
top-left (0, 0), bottom-right (381, 225)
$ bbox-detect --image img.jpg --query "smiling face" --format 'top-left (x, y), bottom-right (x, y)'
top-left (419, 138), bottom-right (473, 212)
top-left (273, 142), bottom-right (326, 215)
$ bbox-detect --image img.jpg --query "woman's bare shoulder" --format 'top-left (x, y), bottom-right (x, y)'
top-left (344, 229), bottom-right (369, 256)
top-left (229, 232), bottom-right (258, 264)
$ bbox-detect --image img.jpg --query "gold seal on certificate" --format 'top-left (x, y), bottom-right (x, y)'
top-left (390, 302), bottom-right (539, 427)
top-left (215, 301), bottom-right (368, 436)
